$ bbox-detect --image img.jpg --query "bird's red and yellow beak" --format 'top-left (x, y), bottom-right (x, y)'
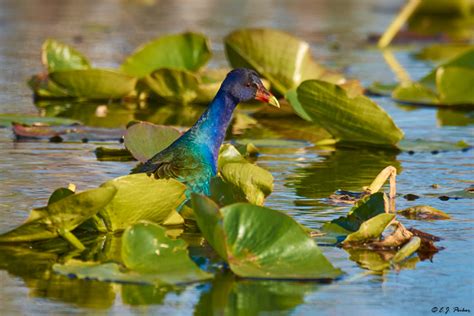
top-left (255, 86), bottom-right (280, 108)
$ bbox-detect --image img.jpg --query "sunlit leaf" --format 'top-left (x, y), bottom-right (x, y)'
top-left (225, 28), bottom-right (344, 95)
top-left (50, 69), bottom-right (137, 99)
top-left (121, 32), bottom-right (211, 77)
top-left (144, 68), bottom-right (200, 103)
top-left (192, 194), bottom-right (343, 280)
top-left (41, 39), bottom-right (91, 72)
top-left (47, 188), bottom-right (75, 205)
top-left (27, 74), bottom-right (70, 97)
top-left (99, 174), bottom-right (186, 231)
top-left (124, 122), bottom-right (181, 163)
top-left (217, 144), bottom-right (273, 205)
top-left (414, 44), bottom-right (473, 62)
top-left (296, 80), bottom-right (404, 147)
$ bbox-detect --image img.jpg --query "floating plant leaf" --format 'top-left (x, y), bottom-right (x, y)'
top-left (392, 83), bottom-right (439, 105)
top-left (343, 213), bottom-right (395, 245)
top-left (144, 68), bottom-right (200, 103)
top-left (366, 81), bottom-right (398, 97)
top-left (295, 80), bottom-right (404, 147)
top-left (121, 221), bottom-right (211, 283)
top-left (0, 114), bottom-right (79, 127)
top-left (121, 32), bottom-right (211, 77)
top-left (99, 174), bottom-right (186, 231)
top-left (192, 194), bottom-right (342, 280)
top-left (195, 68), bottom-right (229, 104)
top-left (225, 28), bottom-right (344, 95)
top-left (50, 69), bottom-right (137, 99)
top-left (0, 186), bottom-right (116, 245)
top-left (124, 122), bottom-right (181, 163)
top-left (398, 205), bottom-right (451, 220)
top-left (41, 39), bottom-right (91, 72)
top-left (217, 144), bottom-right (273, 205)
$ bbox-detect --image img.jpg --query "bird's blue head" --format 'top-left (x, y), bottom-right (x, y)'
top-left (220, 68), bottom-right (280, 107)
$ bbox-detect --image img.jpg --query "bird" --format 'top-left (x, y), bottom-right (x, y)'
top-left (132, 68), bottom-right (279, 196)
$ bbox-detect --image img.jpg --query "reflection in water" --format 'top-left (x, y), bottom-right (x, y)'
top-left (437, 109), bottom-right (474, 126)
top-left (287, 148), bottom-right (401, 201)
top-left (35, 100), bottom-right (206, 128)
top-left (194, 271), bottom-right (318, 316)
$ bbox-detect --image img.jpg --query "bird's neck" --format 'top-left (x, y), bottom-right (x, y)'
top-left (189, 90), bottom-right (238, 162)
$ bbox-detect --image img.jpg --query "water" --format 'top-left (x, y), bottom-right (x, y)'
top-left (0, 0), bottom-right (473, 315)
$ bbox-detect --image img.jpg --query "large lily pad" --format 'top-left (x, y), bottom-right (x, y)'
top-left (50, 69), bottom-right (137, 99)
top-left (192, 194), bottom-right (342, 280)
top-left (120, 32), bottom-right (211, 77)
top-left (124, 122), bottom-right (181, 163)
top-left (437, 67), bottom-right (474, 105)
top-left (295, 80), bottom-right (404, 147)
top-left (99, 174), bottom-right (186, 231)
top-left (0, 186), bottom-right (116, 245)
top-left (144, 68), bottom-right (200, 103)
top-left (217, 144), bottom-right (273, 205)
top-left (225, 28), bottom-right (344, 95)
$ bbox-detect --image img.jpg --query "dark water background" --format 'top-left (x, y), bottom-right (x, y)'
top-left (0, 0), bottom-right (473, 315)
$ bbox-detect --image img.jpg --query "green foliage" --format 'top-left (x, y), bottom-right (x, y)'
top-left (99, 174), bottom-right (187, 231)
top-left (225, 28), bottom-right (345, 95)
top-left (41, 39), bottom-right (91, 72)
top-left (192, 194), bottom-right (343, 280)
top-left (120, 32), bottom-right (211, 77)
top-left (295, 80), bottom-right (404, 147)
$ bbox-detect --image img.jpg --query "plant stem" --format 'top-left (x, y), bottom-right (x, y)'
top-left (378, 0), bottom-right (422, 48)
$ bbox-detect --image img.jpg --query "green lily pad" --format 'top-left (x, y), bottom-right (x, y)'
top-left (217, 144), bottom-right (273, 205)
top-left (366, 81), bottom-right (398, 97)
top-left (121, 32), bottom-right (211, 77)
top-left (99, 174), bottom-right (186, 231)
top-left (124, 122), bottom-right (181, 163)
top-left (343, 213), bottom-right (395, 244)
top-left (50, 69), bottom-right (137, 99)
top-left (392, 83), bottom-right (439, 105)
top-left (398, 139), bottom-right (471, 152)
top-left (398, 205), bottom-right (451, 220)
top-left (122, 221), bottom-right (211, 283)
top-left (192, 194), bottom-right (342, 280)
top-left (0, 114), bottom-right (80, 127)
top-left (225, 28), bottom-right (344, 95)
top-left (285, 89), bottom-right (312, 121)
top-left (437, 67), bottom-right (474, 105)
top-left (144, 68), bottom-right (200, 103)
top-left (41, 39), bottom-right (91, 72)
top-left (0, 186), bottom-right (116, 245)
top-left (321, 192), bottom-right (388, 236)
top-left (295, 80), bottom-right (404, 147)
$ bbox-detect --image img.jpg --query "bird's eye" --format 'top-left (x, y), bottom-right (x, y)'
top-left (246, 83), bottom-right (251, 87)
